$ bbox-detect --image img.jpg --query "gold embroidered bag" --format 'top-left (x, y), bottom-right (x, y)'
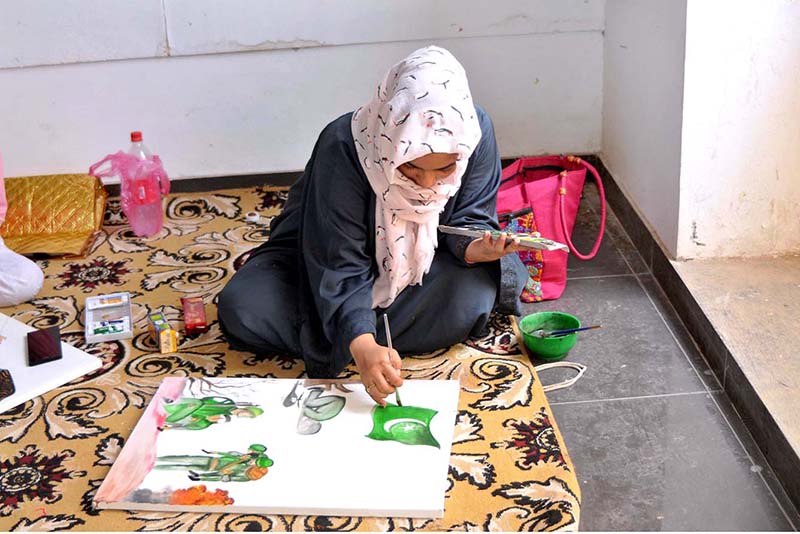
top-left (0, 174), bottom-right (107, 257)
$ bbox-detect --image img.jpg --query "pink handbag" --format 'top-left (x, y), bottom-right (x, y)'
top-left (497, 155), bottom-right (606, 302)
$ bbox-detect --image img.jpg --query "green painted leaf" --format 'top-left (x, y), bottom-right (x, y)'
top-left (302, 388), bottom-right (346, 421)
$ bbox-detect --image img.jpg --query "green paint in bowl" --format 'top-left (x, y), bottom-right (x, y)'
top-left (519, 312), bottom-right (581, 361)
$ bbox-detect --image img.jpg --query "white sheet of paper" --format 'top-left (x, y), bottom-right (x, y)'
top-left (0, 312), bottom-right (102, 414)
top-left (95, 377), bottom-right (461, 518)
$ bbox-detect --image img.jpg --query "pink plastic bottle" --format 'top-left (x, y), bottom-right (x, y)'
top-left (126, 131), bottom-right (163, 237)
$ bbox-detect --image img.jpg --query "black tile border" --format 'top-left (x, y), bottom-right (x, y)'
top-left (724, 360), bottom-right (800, 514)
top-left (103, 171), bottom-right (302, 197)
top-left (711, 392), bottom-right (800, 530)
top-left (582, 155), bottom-right (657, 268)
top-left (637, 274), bottom-right (723, 392)
top-left (583, 154), bottom-right (800, 516)
top-left (650, 251), bottom-right (729, 380)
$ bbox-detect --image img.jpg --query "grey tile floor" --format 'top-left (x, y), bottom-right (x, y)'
top-left (517, 185), bottom-right (799, 531)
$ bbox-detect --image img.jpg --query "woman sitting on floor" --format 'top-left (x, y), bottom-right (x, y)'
top-left (218, 46), bottom-right (526, 405)
top-left (0, 153), bottom-right (44, 307)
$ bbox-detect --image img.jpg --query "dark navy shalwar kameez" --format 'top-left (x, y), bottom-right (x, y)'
top-left (217, 106), bottom-right (526, 378)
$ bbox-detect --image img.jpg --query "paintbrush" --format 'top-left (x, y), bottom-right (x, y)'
top-left (383, 314), bottom-right (402, 407)
top-left (531, 325), bottom-right (602, 338)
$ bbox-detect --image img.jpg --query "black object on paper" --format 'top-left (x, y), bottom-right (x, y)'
top-left (0, 369), bottom-right (15, 400)
top-left (26, 326), bottom-right (63, 366)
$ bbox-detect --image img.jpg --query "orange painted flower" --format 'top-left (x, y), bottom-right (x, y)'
top-left (169, 485), bottom-right (234, 506)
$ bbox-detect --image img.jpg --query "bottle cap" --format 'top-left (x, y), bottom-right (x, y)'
top-left (245, 212), bottom-right (260, 223)
top-left (130, 131), bottom-right (143, 142)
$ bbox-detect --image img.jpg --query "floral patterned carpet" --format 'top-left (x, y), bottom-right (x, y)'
top-left (0, 186), bottom-right (580, 531)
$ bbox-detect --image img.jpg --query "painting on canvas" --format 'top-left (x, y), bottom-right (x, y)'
top-left (94, 377), bottom-right (460, 518)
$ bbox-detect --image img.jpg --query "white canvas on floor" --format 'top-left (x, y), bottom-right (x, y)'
top-left (0, 312), bottom-right (102, 414)
top-left (95, 377), bottom-right (461, 518)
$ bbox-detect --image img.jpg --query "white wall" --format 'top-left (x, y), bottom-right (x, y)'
top-left (677, 0), bottom-right (800, 258)
top-left (601, 0), bottom-right (688, 258)
top-left (0, 1), bottom-right (604, 180)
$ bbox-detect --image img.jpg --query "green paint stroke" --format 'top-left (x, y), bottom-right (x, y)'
top-left (367, 403), bottom-right (440, 448)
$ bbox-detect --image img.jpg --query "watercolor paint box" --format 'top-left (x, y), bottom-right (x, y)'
top-left (85, 292), bottom-right (134, 344)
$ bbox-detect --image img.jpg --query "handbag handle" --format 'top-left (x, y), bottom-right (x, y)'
top-left (499, 164), bottom-right (566, 186)
top-left (559, 156), bottom-right (606, 260)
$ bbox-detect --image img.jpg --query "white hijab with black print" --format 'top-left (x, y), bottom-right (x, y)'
top-left (352, 46), bottom-right (483, 309)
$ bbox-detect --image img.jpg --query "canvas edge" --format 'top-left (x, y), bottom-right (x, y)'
top-left (94, 499), bottom-right (444, 519)
top-left (92, 376), bottom-right (188, 505)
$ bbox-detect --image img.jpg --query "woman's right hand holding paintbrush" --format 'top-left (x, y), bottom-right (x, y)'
top-left (350, 333), bottom-right (403, 406)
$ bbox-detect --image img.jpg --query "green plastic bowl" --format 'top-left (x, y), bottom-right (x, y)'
top-left (519, 312), bottom-right (581, 361)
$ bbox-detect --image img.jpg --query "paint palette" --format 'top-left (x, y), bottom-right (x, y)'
top-left (85, 292), bottom-right (134, 343)
top-left (438, 224), bottom-right (569, 251)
